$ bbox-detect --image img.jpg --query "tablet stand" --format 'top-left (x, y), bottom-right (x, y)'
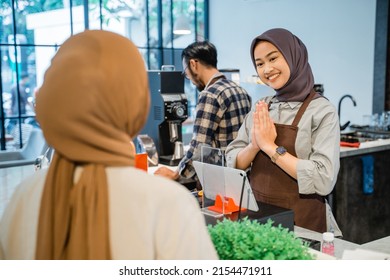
top-left (198, 146), bottom-right (247, 217)
top-left (194, 159), bottom-right (258, 218)
top-left (207, 195), bottom-right (246, 214)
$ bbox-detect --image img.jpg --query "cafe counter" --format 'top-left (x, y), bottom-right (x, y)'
top-left (335, 138), bottom-right (390, 244)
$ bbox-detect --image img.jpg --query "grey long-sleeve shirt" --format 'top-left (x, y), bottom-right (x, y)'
top-left (226, 95), bottom-right (340, 197)
top-left (226, 95), bottom-right (342, 235)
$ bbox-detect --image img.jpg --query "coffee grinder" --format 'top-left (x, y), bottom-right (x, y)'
top-left (140, 68), bottom-right (188, 166)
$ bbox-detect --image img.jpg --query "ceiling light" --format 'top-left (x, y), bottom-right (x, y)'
top-left (173, 15), bottom-right (191, 35)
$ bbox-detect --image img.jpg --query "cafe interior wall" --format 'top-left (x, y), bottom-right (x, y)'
top-left (209, 0), bottom-right (377, 128)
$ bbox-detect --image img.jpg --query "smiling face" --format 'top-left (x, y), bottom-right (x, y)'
top-left (253, 41), bottom-right (290, 90)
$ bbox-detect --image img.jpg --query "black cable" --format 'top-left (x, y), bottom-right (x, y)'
top-left (237, 174), bottom-right (246, 221)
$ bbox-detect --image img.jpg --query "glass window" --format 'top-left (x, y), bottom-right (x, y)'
top-left (0, 0), bottom-right (14, 45)
top-left (0, 0), bottom-right (208, 150)
top-left (172, 0), bottom-right (196, 49)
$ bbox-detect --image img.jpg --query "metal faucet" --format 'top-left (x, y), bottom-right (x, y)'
top-left (338, 94), bottom-right (357, 131)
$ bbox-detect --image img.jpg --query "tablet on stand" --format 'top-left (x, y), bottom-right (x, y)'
top-left (193, 147), bottom-right (259, 218)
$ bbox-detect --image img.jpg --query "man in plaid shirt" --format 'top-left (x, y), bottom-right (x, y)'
top-left (154, 41), bottom-right (251, 185)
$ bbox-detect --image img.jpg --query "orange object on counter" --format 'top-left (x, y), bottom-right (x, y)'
top-left (207, 194), bottom-right (246, 214)
top-left (340, 141), bottom-right (360, 148)
top-left (135, 153), bottom-right (148, 171)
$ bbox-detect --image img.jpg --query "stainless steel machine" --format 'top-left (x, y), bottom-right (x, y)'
top-left (139, 68), bottom-right (188, 166)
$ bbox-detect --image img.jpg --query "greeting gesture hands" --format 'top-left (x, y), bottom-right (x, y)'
top-left (252, 101), bottom-right (277, 151)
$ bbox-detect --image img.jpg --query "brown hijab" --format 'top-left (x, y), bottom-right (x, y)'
top-left (250, 28), bottom-right (315, 102)
top-left (35, 30), bottom-right (149, 259)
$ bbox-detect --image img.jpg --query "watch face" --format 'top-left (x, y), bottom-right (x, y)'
top-left (276, 146), bottom-right (287, 155)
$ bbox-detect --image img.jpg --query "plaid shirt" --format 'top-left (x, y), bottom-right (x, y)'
top-left (178, 75), bottom-right (252, 178)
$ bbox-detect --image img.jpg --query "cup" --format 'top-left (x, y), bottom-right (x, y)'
top-left (371, 113), bottom-right (380, 130)
top-left (362, 115), bottom-right (372, 127)
top-left (363, 114), bottom-right (379, 130)
top-left (135, 153), bottom-right (148, 172)
top-left (379, 111), bottom-right (390, 131)
top-left (173, 141), bottom-right (184, 159)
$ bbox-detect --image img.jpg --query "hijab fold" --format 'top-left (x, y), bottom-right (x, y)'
top-left (250, 28), bottom-right (315, 102)
top-left (35, 30), bottom-right (149, 259)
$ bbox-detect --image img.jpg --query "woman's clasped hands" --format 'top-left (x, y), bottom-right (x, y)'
top-left (251, 101), bottom-right (277, 153)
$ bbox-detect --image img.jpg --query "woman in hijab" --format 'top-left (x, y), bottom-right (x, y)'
top-left (226, 28), bottom-right (341, 235)
top-left (0, 30), bottom-right (218, 260)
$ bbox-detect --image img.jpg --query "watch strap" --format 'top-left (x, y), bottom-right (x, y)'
top-left (271, 146), bottom-right (286, 163)
top-left (271, 153), bottom-right (279, 163)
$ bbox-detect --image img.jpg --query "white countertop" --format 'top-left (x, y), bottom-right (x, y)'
top-left (294, 226), bottom-right (390, 260)
top-left (0, 165), bottom-right (35, 219)
top-left (360, 236), bottom-right (390, 255)
top-left (294, 226), bottom-right (359, 259)
top-left (340, 138), bottom-right (390, 158)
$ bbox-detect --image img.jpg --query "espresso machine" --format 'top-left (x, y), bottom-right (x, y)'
top-left (139, 68), bottom-right (188, 166)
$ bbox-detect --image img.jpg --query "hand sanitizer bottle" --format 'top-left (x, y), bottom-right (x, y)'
top-left (321, 232), bottom-right (335, 256)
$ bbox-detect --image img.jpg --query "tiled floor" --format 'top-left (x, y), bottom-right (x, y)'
top-left (0, 165), bottom-right (35, 219)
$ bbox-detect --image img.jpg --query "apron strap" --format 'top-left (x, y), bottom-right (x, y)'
top-left (291, 89), bottom-right (318, 127)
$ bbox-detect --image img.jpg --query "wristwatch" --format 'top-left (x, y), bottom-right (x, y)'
top-left (271, 146), bottom-right (287, 163)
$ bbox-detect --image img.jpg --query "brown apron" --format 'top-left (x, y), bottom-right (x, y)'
top-left (249, 90), bottom-right (326, 233)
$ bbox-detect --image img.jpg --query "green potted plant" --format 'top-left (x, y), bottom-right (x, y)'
top-left (207, 218), bottom-right (314, 260)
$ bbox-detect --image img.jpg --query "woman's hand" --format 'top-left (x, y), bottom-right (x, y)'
top-left (250, 115), bottom-right (261, 151)
top-left (253, 101), bottom-right (277, 152)
top-left (235, 101), bottom-right (277, 170)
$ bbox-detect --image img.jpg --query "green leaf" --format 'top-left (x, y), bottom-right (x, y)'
top-left (208, 218), bottom-right (314, 260)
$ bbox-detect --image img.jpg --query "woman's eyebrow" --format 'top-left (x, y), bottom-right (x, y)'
top-left (255, 50), bottom-right (279, 62)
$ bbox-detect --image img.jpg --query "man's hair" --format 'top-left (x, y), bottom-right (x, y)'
top-left (181, 41), bottom-right (218, 68)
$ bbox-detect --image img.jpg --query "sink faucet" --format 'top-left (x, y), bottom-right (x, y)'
top-left (338, 94), bottom-right (357, 131)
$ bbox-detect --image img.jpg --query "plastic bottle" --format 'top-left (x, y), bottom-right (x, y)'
top-left (321, 232), bottom-right (335, 256)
